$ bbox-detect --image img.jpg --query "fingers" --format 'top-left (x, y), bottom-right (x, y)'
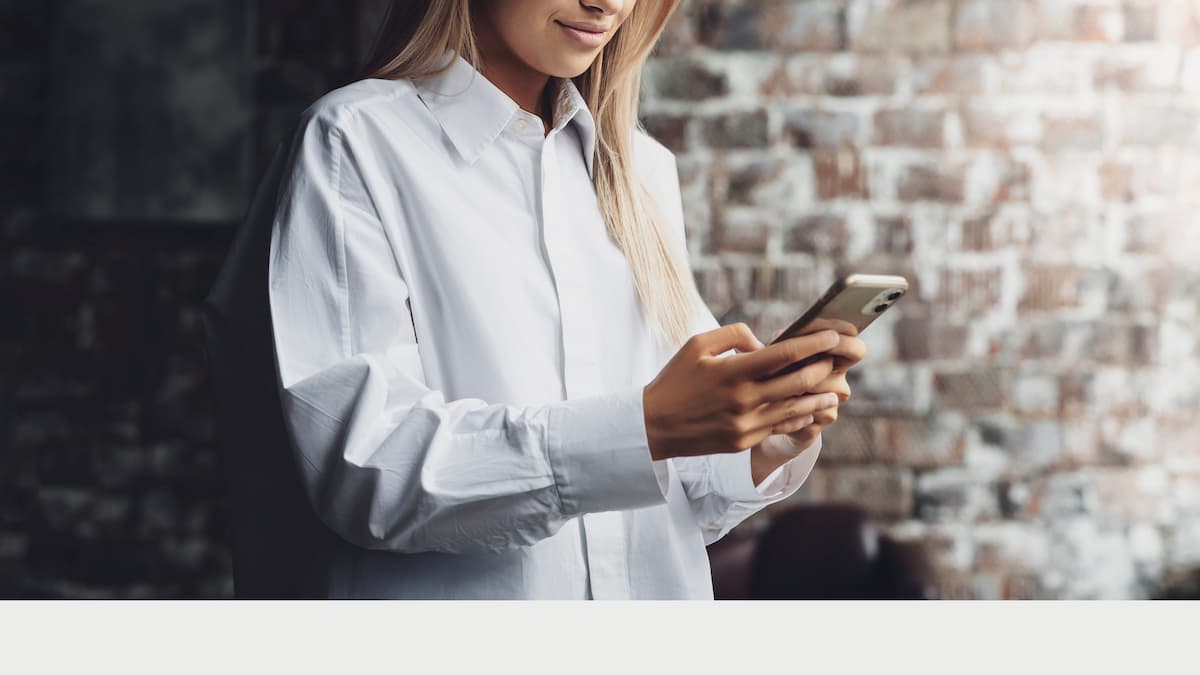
top-left (812, 406), bottom-right (838, 427)
top-left (782, 409), bottom-right (837, 447)
top-left (772, 387), bottom-right (840, 442)
top-left (719, 329), bottom-right (840, 382)
top-left (806, 372), bottom-right (852, 402)
top-left (745, 391), bottom-right (839, 434)
top-left (770, 413), bottom-right (814, 435)
top-left (826, 335), bottom-right (867, 371)
top-left (783, 423), bottom-right (822, 449)
top-left (753, 358), bottom-right (836, 404)
top-left (692, 322), bottom-right (764, 357)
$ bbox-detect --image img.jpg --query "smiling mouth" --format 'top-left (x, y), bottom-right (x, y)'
top-left (555, 20), bottom-right (607, 47)
top-left (555, 20), bottom-right (606, 33)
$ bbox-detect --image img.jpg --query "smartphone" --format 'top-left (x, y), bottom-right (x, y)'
top-left (756, 273), bottom-right (909, 381)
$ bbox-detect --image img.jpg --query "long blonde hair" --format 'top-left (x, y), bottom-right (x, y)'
top-left (360, 0), bottom-right (698, 352)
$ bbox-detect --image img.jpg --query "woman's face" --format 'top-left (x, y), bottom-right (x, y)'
top-left (477, 0), bottom-right (638, 78)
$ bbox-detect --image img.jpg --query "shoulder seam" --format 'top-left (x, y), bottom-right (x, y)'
top-left (327, 122), bottom-right (354, 361)
top-left (303, 79), bottom-right (419, 128)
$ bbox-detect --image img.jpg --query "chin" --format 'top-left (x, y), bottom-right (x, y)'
top-left (538, 51), bottom-right (601, 79)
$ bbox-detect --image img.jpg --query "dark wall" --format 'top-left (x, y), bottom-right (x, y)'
top-left (2, 0), bottom-right (365, 598)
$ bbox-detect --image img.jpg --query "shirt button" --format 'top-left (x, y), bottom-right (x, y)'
top-left (515, 120), bottom-right (527, 131)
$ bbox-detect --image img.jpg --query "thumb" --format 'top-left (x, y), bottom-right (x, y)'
top-left (703, 322), bottom-right (764, 356)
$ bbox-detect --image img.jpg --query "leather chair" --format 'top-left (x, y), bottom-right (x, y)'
top-left (707, 504), bottom-right (938, 600)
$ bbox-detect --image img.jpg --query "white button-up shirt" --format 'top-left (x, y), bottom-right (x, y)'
top-left (212, 51), bottom-right (822, 599)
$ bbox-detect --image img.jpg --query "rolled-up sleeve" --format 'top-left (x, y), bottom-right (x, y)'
top-left (267, 104), bottom-right (665, 556)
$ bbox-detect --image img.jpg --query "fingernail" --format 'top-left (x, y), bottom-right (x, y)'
top-left (799, 415), bottom-right (814, 426)
top-left (821, 393), bottom-right (839, 408)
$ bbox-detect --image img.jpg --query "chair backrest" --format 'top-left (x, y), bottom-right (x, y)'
top-left (707, 504), bottom-right (938, 599)
top-left (706, 527), bottom-right (760, 600)
top-left (749, 504), bottom-right (879, 599)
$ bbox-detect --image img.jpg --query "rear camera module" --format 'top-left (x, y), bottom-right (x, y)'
top-left (861, 288), bottom-right (907, 316)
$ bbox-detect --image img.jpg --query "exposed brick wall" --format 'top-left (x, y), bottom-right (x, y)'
top-left (643, 0), bottom-right (1200, 598)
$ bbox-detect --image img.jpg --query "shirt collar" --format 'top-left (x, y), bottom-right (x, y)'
top-left (413, 50), bottom-right (597, 178)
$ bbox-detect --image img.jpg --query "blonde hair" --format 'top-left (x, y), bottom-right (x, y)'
top-left (360, 0), bottom-right (699, 351)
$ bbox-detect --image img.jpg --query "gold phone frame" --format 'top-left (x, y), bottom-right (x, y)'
top-left (759, 273), bottom-right (909, 380)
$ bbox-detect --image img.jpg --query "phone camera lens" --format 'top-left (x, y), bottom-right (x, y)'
top-left (887, 291), bottom-right (902, 301)
top-left (873, 304), bottom-right (889, 313)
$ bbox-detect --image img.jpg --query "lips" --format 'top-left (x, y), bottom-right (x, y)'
top-left (555, 19), bottom-right (608, 48)
top-left (555, 19), bottom-right (608, 34)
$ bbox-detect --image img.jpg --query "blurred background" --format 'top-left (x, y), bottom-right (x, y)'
top-left (2, 0), bottom-right (1199, 599)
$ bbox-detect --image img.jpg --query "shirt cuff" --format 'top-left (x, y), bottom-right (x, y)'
top-left (705, 450), bottom-right (783, 502)
top-left (707, 434), bottom-right (824, 502)
top-left (653, 459), bottom-right (671, 497)
top-left (545, 384), bottom-right (669, 516)
top-left (754, 461), bottom-right (790, 496)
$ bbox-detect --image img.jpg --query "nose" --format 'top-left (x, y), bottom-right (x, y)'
top-left (581, 0), bottom-right (624, 16)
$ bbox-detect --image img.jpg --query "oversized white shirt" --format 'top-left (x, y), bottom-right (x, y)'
top-left (221, 51), bottom-right (822, 599)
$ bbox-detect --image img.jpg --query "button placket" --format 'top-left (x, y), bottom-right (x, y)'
top-left (540, 140), bottom-right (568, 393)
top-left (537, 128), bottom-right (567, 402)
top-left (539, 132), bottom-right (632, 600)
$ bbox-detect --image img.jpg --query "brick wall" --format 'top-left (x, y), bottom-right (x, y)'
top-left (642, 0), bottom-right (1200, 598)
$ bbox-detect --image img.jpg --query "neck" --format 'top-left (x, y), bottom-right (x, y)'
top-left (473, 20), bottom-right (554, 132)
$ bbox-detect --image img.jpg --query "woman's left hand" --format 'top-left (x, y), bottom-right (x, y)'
top-left (748, 329), bottom-right (867, 483)
top-left (767, 330), bottom-right (866, 451)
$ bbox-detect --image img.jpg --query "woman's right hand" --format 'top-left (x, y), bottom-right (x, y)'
top-left (641, 322), bottom-right (844, 461)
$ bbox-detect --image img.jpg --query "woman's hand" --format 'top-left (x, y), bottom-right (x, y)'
top-left (641, 323), bottom-right (844, 462)
top-left (762, 327), bottom-right (865, 456)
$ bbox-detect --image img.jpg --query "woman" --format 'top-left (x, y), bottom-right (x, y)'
top-left (237, 0), bottom-right (864, 599)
